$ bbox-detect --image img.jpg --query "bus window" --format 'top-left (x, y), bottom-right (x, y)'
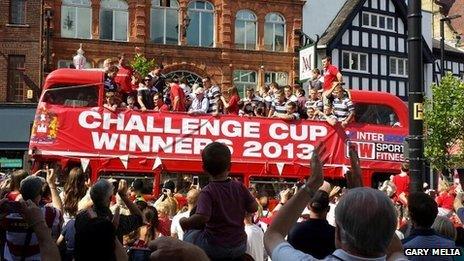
top-left (99, 172), bottom-right (154, 194)
top-left (160, 172), bottom-right (243, 195)
top-left (42, 85), bottom-right (98, 107)
top-left (249, 177), bottom-right (299, 199)
top-left (161, 172), bottom-right (202, 195)
top-left (355, 104), bottom-right (400, 126)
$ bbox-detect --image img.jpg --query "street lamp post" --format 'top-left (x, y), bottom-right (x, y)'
top-left (440, 15), bottom-right (461, 77)
top-left (407, 0), bottom-right (424, 193)
top-left (44, 8), bottom-right (54, 73)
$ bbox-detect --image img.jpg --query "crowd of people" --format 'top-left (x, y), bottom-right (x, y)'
top-left (98, 54), bottom-right (354, 127)
top-left (0, 142), bottom-right (464, 260)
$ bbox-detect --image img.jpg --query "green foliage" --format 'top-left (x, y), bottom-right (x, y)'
top-left (131, 54), bottom-right (155, 78)
top-left (424, 73), bottom-right (464, 171)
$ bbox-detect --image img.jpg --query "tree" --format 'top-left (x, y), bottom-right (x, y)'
top-left (424, 73), bottom-right (464, 172)
top-left (131, 53), bottom-right (156, 78)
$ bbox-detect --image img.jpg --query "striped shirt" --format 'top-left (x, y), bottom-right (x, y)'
top-left (332, 97), bottom-right (354, 121)
top-left (206, 85), bottom-right (221, 113)
top-left (271, 99), bottom-right (289, 115)
top-left (305, 99), bottom-right (323, 111)
top-left (241, 95), bottom-right (262, 107)
top-left (4, 205), bottom-right (62, 261)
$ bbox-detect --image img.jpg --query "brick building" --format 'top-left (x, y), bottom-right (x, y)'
top-left (0, 1), bottom-right (41, 172)
top-left (0, 0), bottom-right (42, 103)
top-left (46, 0), bottom-right (304, 96)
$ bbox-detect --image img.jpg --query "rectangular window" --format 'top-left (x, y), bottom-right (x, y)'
top-left (379, 16), bottom-right (385, 28)
top-left (389, 57), bottom-right (408, 77)
top-left (233, 70), bottom-right (257, 98)
top-left (100, 10), bottom-right (128, 41)
top-left (362, 13), bottom-right (369, 26)
top-left (7, 55), bottom-right (26, 102)
top-left (362, 12), bottom-right (395, 31)
top-left (342, 51), bottom-right (369, 73)
top-left (61, 6), bottom-right (92, 39)
top-left (10, 0), bottom-right (26, 24)
top-left (265, 72), bottom-right (288, 87)
top-left (386, 17), bottom-right (394, 30)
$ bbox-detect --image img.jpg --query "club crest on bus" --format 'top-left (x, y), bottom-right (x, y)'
top-left (31, 108), bottom-right (59, 143)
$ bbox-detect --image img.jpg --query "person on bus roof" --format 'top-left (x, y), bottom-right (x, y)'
top-left (114, 53), bottom-right (135, 94)
top-left (327, 84), bottom-right (355, 128)
top-left (137, 76), bottom-right (155, 111)
top-left (268, 89), bottom-right (288, 118)
top-left (316, 106), bottom-right (338, 126)
top-left (170, 77), bottom-right (187, 112)
top-left (125, 95), bottom-right (139, 110)
top-left (104, 65), bottom-right (119, 93)
top-left (188, 87), bottom-right (209, 115)
top-left (273, 101), bottom-right (300, 121)
top-left (153, 92), bottom-right (169, 112)
top-left (103, 92), bottom-right (119, 112)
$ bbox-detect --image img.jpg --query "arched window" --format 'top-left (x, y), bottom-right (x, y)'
top-left (151, 0), bottom-right (179, 44)
top-left (235, 10), bottom-right (257, 50)
top-left (100, 0), bottom-right (128, 41)
top-left (264, 13), bottom-right (285, 52)
top-left (187, 1), bottom-right (214, 47)
top-left (61, 0), bottom-right (92, 38)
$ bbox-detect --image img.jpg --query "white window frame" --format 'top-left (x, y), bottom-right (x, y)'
top-left (233, 70), bottom-right (257, 97)
top-left (362, 12), bottom-right (395, 32)
top-left (100, 0), bottom-right (129, 42)
top-left (151, 0), bottom-right (180, 45)
top-left (187, 1), bottom-right (215, 47)
top-left (61, 0), bottom-right (92, 39)
top-left (264, 71), bottom-right (288, 86)
top-left (389, 57), bottom-right (408, 77)
top-left (235, 10), bottom-right (257, 50)
top-left (342, 51), bottom-right (369, 73)
top-left (264, 13), bottom-right (286, 52)
top-left (58, 60), bottom-right (92, 69)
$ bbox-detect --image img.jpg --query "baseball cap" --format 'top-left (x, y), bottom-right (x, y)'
top-left (309, 190), bottom-right (330, 212)
top-left (20, 176), bottom-right (45, 201)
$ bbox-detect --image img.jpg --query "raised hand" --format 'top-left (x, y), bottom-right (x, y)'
top-left (46, 168), bottom-right (57, 188)
top-left (306, 146), bottom-right (324, 191)
top-left (117, 179), bottom-right (128, 196)
top-left (347, 145), bottom-right (363, 188)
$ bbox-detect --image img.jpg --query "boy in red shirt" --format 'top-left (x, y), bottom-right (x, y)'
top-left (170, 78), bottom-right (186, 112)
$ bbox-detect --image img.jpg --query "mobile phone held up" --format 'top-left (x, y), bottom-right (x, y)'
top-left (193, 176), bottom-right (199, 186)
top-left (128, 248), bottom-right (151, 261)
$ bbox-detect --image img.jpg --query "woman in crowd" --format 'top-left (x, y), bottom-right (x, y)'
top-left (6, 169), bottom-right (28, 201)
top-left (221, 86), bottom-right (240, 115)
top-left (127, 206), bottom-right (159, 248)
top-left (60, 167), bottom-right (89, 224)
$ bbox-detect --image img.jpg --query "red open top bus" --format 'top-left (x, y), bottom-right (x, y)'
top-left (29, 69), bottom-right (408, 197)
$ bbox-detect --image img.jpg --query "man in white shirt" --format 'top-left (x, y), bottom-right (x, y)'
top-left (171, 189), bottom-right (199, 240)
top-left (188, 88), bottom-right (209, 115)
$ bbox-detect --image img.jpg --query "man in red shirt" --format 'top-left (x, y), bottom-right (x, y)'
top-left (114, 53), bottom-right (135, 95)
top-left (393, 163), bottom-right (410, 205)
top-left (322, 56), bottom-right (342, 91)
top-left (170, 78), bottom-right (186, 112)
top-left (153, 93), bottom-right (169, 112)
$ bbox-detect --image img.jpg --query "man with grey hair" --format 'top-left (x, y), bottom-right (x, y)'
top-left (264, 147), bottom-right (406, 260)
top-left (75, 179), bottom-right (143, 238)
